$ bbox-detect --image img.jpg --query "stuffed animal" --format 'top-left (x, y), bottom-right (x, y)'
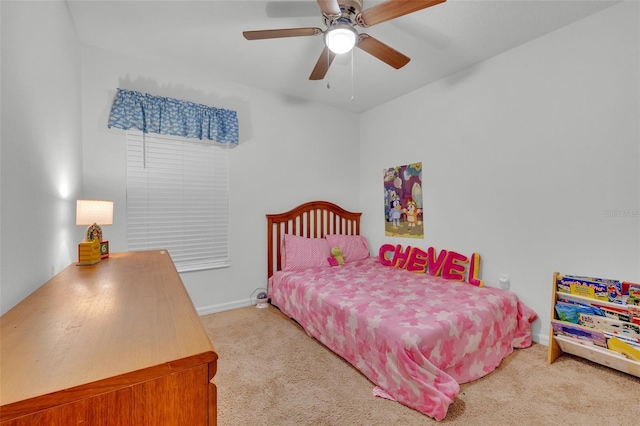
top-left (331, 246), bottom-right (345, 265)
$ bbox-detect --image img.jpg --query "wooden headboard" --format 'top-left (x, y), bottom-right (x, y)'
top-left (266, 201), bottom-right (362, 278)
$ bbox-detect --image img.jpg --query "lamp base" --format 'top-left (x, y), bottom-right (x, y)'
top-left (86, 223), bottom-right (103, 242)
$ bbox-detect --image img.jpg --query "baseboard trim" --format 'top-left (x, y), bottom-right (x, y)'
top-left (197, 299), bottom-right (252, 316)
top-left (534, 332), bottom-right (550, 346)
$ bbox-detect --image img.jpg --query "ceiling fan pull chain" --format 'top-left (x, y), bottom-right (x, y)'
top-left (350, 49), bottom-right (355, 101)
top-left (326, 47), bottom-right (331, 89)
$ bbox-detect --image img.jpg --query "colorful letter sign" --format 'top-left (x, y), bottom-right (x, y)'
top-left (378, 244), bottom-right (485, 287)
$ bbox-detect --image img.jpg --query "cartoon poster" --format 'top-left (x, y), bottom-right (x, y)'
top-left (384, 162), bottom-right (423, 238)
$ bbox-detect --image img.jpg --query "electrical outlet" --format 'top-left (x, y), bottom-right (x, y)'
top-left (499, 274), bottom-right (510, 289)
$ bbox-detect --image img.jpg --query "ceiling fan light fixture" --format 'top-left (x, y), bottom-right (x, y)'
top-left (325, 23), bottom-right (357, 54)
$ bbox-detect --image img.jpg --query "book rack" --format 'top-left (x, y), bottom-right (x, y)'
top-left (548, 271), bottom-right (640, 378)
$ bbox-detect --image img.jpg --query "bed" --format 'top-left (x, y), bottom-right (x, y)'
top-left (267, 201), bottom-right (537, 421)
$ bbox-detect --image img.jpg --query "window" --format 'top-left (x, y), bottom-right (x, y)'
top-left (126, 130), bottom-right (229, 272)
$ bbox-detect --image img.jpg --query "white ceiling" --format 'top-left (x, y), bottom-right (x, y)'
top-left (67, 0), bottom-right (619, 113)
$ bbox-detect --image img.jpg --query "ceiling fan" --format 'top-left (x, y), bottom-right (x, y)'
top-left (243, 0), bottom-right (446, 80)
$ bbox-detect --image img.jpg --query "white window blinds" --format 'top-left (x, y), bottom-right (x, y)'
top-left (126, 130), bottom-right (229, 272)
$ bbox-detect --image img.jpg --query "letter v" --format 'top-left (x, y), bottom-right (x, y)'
top-left (427, 247), bottom-right (447, 276)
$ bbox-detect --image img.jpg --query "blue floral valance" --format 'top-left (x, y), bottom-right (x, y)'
top-left (107, 88), bottom-right (239, 145)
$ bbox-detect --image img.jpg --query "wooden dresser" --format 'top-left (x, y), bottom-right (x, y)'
top-left (0, 250), bottom-right (218, 425)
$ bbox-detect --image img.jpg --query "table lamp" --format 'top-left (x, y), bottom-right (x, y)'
top-left (76, 200), bottom-right (113, 264)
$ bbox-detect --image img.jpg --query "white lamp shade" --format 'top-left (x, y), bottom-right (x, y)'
top-left (325, 25), bottom-right (357, 54)
top-left (76, 200), bottom-right (114, 226)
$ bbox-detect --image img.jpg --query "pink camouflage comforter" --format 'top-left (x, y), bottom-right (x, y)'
top-left (269, 257), bottom-right (537, 420)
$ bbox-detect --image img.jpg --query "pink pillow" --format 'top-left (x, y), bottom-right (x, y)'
top-left (325, 234), bottom-right (370, 263)
top-left (282, 234), bottom-right (332, 272)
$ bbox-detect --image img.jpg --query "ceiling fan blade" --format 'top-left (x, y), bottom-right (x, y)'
top-left (309, 47), bottom-right (336, 80)
top-left (316, 0), bottom-right (341, 18)
top-left (358, 0), bottom-right (446, 28)
top-left (243, 27), bottom-right (323, 40)
top-left (356, 34), bottom-right (410, 69)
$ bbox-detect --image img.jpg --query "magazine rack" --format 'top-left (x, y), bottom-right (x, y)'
top-left (548, 272), bottom-right (640, 378)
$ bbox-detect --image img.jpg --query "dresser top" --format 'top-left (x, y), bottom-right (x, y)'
top-left (1, 250), bottom-right (216, 407)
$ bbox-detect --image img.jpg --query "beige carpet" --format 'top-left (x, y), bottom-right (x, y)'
top-left (200, 306), bottom-right (639, 425)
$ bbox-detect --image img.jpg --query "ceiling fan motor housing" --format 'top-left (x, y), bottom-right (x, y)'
top-left (322, 0), bottom-right (363, 27)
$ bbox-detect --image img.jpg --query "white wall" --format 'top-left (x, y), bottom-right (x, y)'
top-left (80, 47), bottom-right (360, 314)
top-left (0, 1), bottom-right (83, 314)
top-left (359, 2), bottom-right (640, 343)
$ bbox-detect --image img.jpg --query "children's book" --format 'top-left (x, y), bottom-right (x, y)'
top-left (628, 305), bottom-right (640, 325)
top-left (628, 284), bottom-right (640, 305)
top-left (551, 320), bottom-right (607, 347)
top-left (590, 302), bottom-right (631, 323)
top-left (558, 274), bottom-right (624, 303)
top-left (555, 302), bottom-right (605, 324)
top-left (578, 313), bottom-right (640, 337)
top-left (603, 331), bottom-right (640, 348)
top-left (607, 337), bottom-right (640, 361)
